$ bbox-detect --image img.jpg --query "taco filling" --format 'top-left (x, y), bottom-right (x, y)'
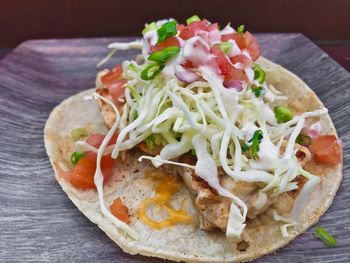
top-left (48, 16), bottom-right (342, 251)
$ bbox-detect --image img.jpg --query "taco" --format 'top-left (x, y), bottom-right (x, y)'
top-left (44, 16), bottom-right (342, 262)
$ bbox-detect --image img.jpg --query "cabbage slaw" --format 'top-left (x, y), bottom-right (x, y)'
top-left (88, 17), bottom-right (327, 240)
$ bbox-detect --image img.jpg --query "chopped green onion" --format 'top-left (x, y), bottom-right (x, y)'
top-left (314, 226), bottom-right (336, 247)
top-left (251, 130), bottom-right (263, 159)
top-left (191, 149), bottom-right (196, 156)
top-left (253, 64), bottom-right (266, 84)
top-left (133, 110), bottom-right (138, 120)
top-left (145, 135), bottom-right (155, 151)
top-left (241, 143), bottom-right (250, 153)
top-left (71, 151), bottom-right (85, 165)
top-left (296, 134), bottom-right (312, 145)
top-left (237, 24), bottom-right (245, 33)
top-left (251, 85), bottom-right (264, 97)
top-left (125, 84), bottom-right (141, 101)
top-left (154, 134), bottom-right (162, 146)
top-left (142, 22), bottom-right (157, 36)
top-left (148, 46), bottom-right (180, 63)
top-left (141, 64), bottom-right (165, 80)
top-left (220, 42), bottom-right (232, 54)
top-left (71, 128), bottom-right (87, 141)
top-left (157, 20), bottom-right (178, 44)
top-left (186, 15), bottom-right (200, 25)
top-left (274, 106), bottom-right (293, 123)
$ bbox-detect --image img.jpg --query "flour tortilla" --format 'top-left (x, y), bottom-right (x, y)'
top-left (44, 57), bottom-right (342, 262)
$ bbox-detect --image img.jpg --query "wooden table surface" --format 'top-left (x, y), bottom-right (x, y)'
top-left (0, 34), bottom-right (349, 262)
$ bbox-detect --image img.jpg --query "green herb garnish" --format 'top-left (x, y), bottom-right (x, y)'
top-left (148, 46), bottom-right (180, 63)
top-left (296, 134), bottom-right (312, 145)
top-left (141, 64), bottom-right (165, 80)
top-left (142, 22), bottom-right (157, 36)
top-left (220, 42), bottom-right (232, 54)
top-left (251, 130), bottom-right (263, 159)
top-left (253, 64), bottom-right (266, 84)
top-left (133, 110), bottom-right (138, 119)
top-left (71, 151), bottom-right (85, 165)
top-left (145, 135), bottom-right (155, 151)
top-left (314, 226), bottom-right (336, 247)
top-left (191, 149), bottom-right (196, 156)
top-left (241, 143), bottom-right (250, 153)
top-left (237, 24), bottom-right (245, 33)
top-left (71, 128), bottom-right (87, 141)
top-left (274, 106), bottom-right (293, 123)
top-left (252, 85), bottom-right (264, 97)
top-left (186, 15), bottom-right (200, 25)
top-left (157, 20), bottom-right (177, 43)
top-left (125, 84), bottom-right (141, 101)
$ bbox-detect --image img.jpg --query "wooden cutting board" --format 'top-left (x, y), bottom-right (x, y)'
top-left (0, 34), bottom-right (349, 262)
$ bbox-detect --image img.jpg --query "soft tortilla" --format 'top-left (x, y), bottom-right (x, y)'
top-left (44, 57), bottom-right (342, 262)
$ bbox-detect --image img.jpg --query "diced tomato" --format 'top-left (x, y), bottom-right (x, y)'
top-left (178, 20), bottom-right (213, 40)
top-left (109, 197), bottom-right (130, 223)
top-left (211, 44), bottom-right (245, 81)
top-left (221, 32), bottom-right (260, 61)
top-left (225, 68), bottom-right (247, 82)
top-left (209, 23), bottom-right (219, 31)
top-left (62, 152), bottom-right (115, 189)
top-left (176, 24), bottom-right (186, 32)
top-left (179, 27), bottom-right (195, 40)
top-left (150, 37), bottom-right (180, 52)
top-left (86, 134), bottom-right (105, 148)
top-left (108, 79), bottom-right (126, 101)
top-left (189, 20), bottom-right (210, 32)
top-left (230, 54), bottom-right (252, 67)
top-left (101, 65), bottom-right (123, 86)
top-left (310, 135), bottom-right (342, 165)
top-left (86, 133), bottom-right (118, 149)
top-left (212, 44), bottom-right (233, 76)
top-left (221, 33), bottom-right (246, 48)
top-left (182, 60), bottom-right (194, 69)
top-left (244, 32), bottom-right (260, 61)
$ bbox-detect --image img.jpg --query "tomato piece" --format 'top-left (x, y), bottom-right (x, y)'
top-left (176, 24), bottom-right (186, 31)
top-left (178, 20), bottom-right (213, 40)
top-left (110, 197), bottom-right (130, 223)
top-left (212, 45), bottom-right (247, 81)
top-left (101, 65), bottom-right (123, 86)
top-left (100, 154), bottom-right (115, 178)
top-left (86, 134), bottom-right (105, 148)
top-left (182, 60), bottom-right (194, 69)
top-left (225, 68), bottom-right (247, 82)
top-left (209, 23), bottom-right (219, 31)
top-left (230, 54), bottom-right (252, 67)
top-left (310, 135), bottom-right (341, 165)
top-left (68, 156), bottom-right (96, 189)
top-left (86, 133), bottom-right (118, 149)
top-left (221, 32), bottom-right (260, 61)
top-left (179, 27), bottom-right (195, 40)
top-left (221, 33), bottom-right (246, 48)
top-left (244, 32), bottom-right (260, 61)
top-left (150, 37), bottom-right (180, 52)
top-left (62, 153), bottom-right (115, 189)
top-left (108, 79), bottom-right (126, 101)
top-left (189, 20), bottom-right (210, 32)
top-left (212, 44), bottom-right (232, 76)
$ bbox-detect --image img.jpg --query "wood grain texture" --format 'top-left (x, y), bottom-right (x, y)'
top-left (0, 35), bottom-right (349, 263)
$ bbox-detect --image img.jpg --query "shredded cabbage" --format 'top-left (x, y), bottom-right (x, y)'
top-left (92, 19), bottom-right (329, 239)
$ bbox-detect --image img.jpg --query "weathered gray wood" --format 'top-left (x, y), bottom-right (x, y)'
top-left (0, 34), bottom-right (349, 263)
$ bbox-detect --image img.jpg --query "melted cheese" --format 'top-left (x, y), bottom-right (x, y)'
top-left (138, 169), bottom-right (192, 229)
